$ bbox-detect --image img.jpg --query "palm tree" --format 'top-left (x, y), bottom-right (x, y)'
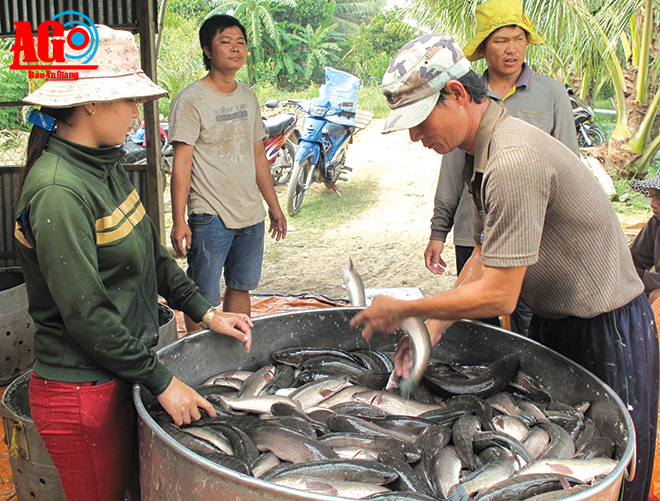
top-left (332, 0), bottom-right (388, 34)
top-left (402, 0), bottom-right (660, 177)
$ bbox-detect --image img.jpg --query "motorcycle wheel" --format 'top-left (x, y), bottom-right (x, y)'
top-left (578, 124), bottom-right (606, 148)
top-left (271, 140), bottom-right (296, 186)
top-left (286, 158), bottom-right (312, 216)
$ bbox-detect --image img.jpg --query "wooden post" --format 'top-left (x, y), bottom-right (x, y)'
top-left (137, 0), bottom-right (166, 245)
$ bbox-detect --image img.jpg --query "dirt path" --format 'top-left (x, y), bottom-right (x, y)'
top-left (254, 118), bottom-right (459, 299)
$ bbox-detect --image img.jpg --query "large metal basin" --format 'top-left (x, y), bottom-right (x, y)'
top-left (0, 268), bottom-right (36, 385)
top-left (135, 307), bottom-right (634, 501)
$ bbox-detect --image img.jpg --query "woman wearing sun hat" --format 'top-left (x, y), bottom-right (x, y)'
top-left (15, 25), bottom-right (253, 501)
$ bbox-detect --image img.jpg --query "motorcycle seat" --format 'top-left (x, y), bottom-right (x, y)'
top-left (264, 114), bottom-right (296, 137)
top-left (322, 122), bottom-right (355, 136)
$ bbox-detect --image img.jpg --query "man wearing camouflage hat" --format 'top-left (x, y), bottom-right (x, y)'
top-left (351, 33), bottom-right (658, 501)
top-left (424, 0), bottom-right (579, 336)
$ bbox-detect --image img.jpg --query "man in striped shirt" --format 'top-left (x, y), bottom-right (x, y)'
top-left (352, 33), bottom-right (658, 501)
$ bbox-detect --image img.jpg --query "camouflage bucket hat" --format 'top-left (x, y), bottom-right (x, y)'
top-left (629, 171), bottom-right (660, 198)
top-left (380, 34), bottom-right (472, 134)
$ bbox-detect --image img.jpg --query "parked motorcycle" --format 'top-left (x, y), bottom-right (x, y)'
top-left (121, 120), bottom-right (173, 173)
top-left (566, 86), bottom-right (606, 148)
top-left (285, 97), bottom-right (359, 215)
top-left (285, 67), bottom-right (364, 216)
top-left (261, 99), bottom-right (299, 186)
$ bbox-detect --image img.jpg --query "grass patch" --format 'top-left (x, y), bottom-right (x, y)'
top-left (279, 171), bottom-right (378, 231)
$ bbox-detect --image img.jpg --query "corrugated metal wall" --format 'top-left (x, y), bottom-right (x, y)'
top-left (0, 0), bottom-right (153, 36)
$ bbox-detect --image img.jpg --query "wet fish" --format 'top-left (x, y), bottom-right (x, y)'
top-left (271, 346), bottom-right (363, 367)
top-left (452, 414), bottom-right (484, 471)
top-left (203, 370), bottom-right (253, 385)
top-left (399, 317), bottom-right (432, 399)
top-left (379, 451), bottom-right (435, 496)
top-left (301, 356), bottom-right (390, 389)
top-left (424, 354), bottom-right (519, 399)
top-left (471, 473), bottom-right (583, 501)
top-left (492, 415), bottom-right (530, 442)
top-left (319, 432), bottom-right (421, 463)
top-left (326, 414), bottom-right (413, 443)
top-left (252, 452), bottom-right (281, 478)
top-left (447, 455), bottom-right (518, 501)
top-left (432, 445), bottom-right (463, 499)
top-left (178, 426), bottom-right (234, 455)
top-left (518, 457), bottom-right (617, 484)
top-left (264, 458), bottom-right (399, 485)
top-left (537, 422), bottom-right (576, 460)
top-left (247, 425), bottom-right (338, 463)
top-left (351, 390), bottom-right (443, 417)
top-left (272, 475), bottom-right (391, 498)
top-left (342, 258), bottom-right (366, 307)
top-left (472, 430), bottom-right (533, 466)
top-left (523, 426), bottom-right (551, 461)
top-left (574, 436), bottom-right (615, 460)
top-left (289, 375), bottom-right (351, 410)
top-left (237, 364), bottom-right (276, 397)
top-left (218, 394), bottom-right (302, 414)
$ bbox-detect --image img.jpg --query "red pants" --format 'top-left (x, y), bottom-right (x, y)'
top-left (29, 372), bottom-right (139, 501)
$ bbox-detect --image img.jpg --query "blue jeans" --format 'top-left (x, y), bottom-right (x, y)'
top-left (186, 214), bottom-right (264, 306)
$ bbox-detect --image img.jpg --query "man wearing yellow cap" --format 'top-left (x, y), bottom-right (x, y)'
top-left (424, 0), bottom-right (579, 335)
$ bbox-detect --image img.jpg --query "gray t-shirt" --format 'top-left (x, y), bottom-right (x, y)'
top-left (467, 102), bottom-right (642, 319)
top-left (169, 80), bottom-right (266, 229)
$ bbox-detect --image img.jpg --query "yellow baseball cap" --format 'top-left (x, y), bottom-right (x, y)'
top-left (462, 0), bottom-right (544, 62)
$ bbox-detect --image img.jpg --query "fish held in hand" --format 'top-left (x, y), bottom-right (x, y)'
top-left (399, 317), bottom-right (432, 399)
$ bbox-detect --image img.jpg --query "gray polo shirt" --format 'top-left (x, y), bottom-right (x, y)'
top-left (430, 64), bottom-right (579, 246)
top-left (466, 102), bottom-right (641, 319)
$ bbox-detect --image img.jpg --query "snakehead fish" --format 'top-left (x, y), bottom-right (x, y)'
top-left (342, 258), bottom-right (366, 306)
top-left (399, 317), bottom-right (432, 400)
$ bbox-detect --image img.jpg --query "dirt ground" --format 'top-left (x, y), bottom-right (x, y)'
top-left (255, 118), bottom-right (457, 299)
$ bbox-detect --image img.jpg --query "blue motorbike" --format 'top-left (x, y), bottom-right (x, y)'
top-left (285, 97), bottom-right (358, 215)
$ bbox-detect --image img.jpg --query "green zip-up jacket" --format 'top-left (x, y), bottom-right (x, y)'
top-left (14, 135), bottom-right (213, 395)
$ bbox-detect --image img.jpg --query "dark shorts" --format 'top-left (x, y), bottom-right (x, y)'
top-left (186, 214), bottom-right (264, 306)
top-left (529, 293), bottom-right (659, 501)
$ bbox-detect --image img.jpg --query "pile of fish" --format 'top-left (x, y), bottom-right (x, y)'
top-left (149, 346), bottom-right (619, 500)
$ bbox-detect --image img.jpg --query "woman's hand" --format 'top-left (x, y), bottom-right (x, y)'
top-left (208, 311), bottom-right (253, 353)
top-left (157, 376), bottom-right (216, 426)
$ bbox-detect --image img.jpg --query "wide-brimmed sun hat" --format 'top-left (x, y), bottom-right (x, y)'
top-left (380, 34), bottom-right (472, 134)
top-left (24, 25), bottom-right (167, 108)
top-left (629, 171), bottom-right (660, 198)
top-left (462, 0), bottom-right (544, 62)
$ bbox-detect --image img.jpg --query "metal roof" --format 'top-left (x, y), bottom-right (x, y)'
top-left (0, 0), bottom-right (158, 37)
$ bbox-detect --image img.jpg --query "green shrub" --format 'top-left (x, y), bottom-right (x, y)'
top-left (0, 47), bottom-right (30, 131)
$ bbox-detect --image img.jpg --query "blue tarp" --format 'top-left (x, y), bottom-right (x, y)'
top-left (320, 67), bottom-right (361, 126)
